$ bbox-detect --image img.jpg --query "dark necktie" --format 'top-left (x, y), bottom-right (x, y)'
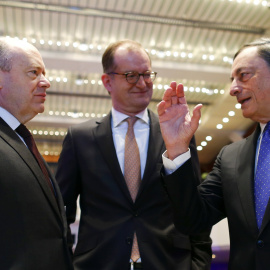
top-left (124, 116), bottom-right (141, 262)
top-left (16, 124), bottom-right (55, 195)
top-left (254, 122), bottom-right (270, 229)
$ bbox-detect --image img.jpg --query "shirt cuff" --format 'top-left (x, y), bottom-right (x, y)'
top-left (162, 149), bottom-right (191, 175)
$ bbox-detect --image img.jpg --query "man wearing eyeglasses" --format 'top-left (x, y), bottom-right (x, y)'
top-left (56, 39), bottom-right (212, 270)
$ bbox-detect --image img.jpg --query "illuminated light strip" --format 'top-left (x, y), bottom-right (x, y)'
top-left (8, 36), bottom-right (234, 65)
top-left (197, 104), bottom-right (241, 151)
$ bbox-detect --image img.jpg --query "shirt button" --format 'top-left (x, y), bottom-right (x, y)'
top-left (257, 240), bottom-right (264, 248)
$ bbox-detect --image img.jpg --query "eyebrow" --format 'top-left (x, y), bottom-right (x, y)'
top-left (230, 67), bottom-right (245, 82)
top-left (32, 65), bottom-right (46, 76)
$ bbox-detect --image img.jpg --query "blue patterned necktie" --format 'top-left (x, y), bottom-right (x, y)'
top-left (254, 122), bottom-right (270, 229)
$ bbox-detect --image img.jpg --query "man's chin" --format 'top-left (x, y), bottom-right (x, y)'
top-left (241, 109), bottom-right (257, 121)
top-left (241, 110), bottom-right (250, 119)
top-left (35, 105), bottom-right (45, 114)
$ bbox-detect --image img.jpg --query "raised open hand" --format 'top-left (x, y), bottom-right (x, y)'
top-left (157, 82), bottom-right (202, 160)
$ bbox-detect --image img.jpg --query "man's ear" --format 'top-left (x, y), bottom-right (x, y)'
top-left (101, 73), bottom-right (112, 94)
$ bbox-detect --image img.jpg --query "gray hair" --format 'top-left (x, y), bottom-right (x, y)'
top-left (0, 38), bottom-right (14, 71)
top-left (234, 37), bottom-right (270, 68)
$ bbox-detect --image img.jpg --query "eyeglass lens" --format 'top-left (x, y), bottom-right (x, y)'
top-left (126, 72), bottom-right (156, 84)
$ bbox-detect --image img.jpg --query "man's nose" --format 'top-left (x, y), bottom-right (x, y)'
top-left (136, 74), bottom-right (147, 88)
top-left (39, 74), bottom-right (51, 89)
top-left (230, 80), bottom-right (242, 96)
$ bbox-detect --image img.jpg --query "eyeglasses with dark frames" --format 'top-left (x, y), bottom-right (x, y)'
top-left (107, 71), bottom-right (157, 84)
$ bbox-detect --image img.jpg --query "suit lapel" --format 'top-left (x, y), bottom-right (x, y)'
top-left (48, 167), bottom-right (69, 234)
top-left (95, 111), bottom-right (164, 203)
top-left (237, 125), bottom-right (260, 233)
top-left (0, 118), bottom-right (62, 221)
top-left (94, 113), bottom-right (133, 203)
top-left (136, 110), bottom-right (164, 200)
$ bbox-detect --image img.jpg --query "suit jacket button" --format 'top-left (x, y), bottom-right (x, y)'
top-left (126, 237), bottom-right (132, 245)
top-left (257, 240), bottom-right (264, 248)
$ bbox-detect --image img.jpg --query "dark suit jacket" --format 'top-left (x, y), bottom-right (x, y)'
top-left (0, 118), bottom-right (73, 270)
top-left (56, 110), bottom-right (212, 270)
top-left (163, 124), bottom-right (270, 270)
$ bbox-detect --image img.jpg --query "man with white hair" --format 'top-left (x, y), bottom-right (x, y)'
top-left (0, 37), bottom-right (73, 270)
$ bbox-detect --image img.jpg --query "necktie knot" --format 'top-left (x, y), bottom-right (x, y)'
top-left (15, 123), bottom-right (55, 196)
top-left (16, 124), bottom-right (35, 151)
top-left (126, 116), bottom-right (138, 128)
top-left (16, 124), bottom-right (32, 138)
top-left (126, 117), bottom-right (138, 140)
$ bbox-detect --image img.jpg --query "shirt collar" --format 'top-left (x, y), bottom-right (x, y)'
top-left (111, 107), bottom-right (149, 128)
top-left (0, 107), bottom-right (21, 130)
top-left (258, 122), bottom-right (270, 138)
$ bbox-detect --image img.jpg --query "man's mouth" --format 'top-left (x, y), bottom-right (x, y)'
top-left (36, 93), bottom-right (46, 97)
top-left (132, 90), bottom-right (148, 94)
top-left (238, 97), bottom-right (251, 105)
top-left (35, 93), bottom-right (46, 101)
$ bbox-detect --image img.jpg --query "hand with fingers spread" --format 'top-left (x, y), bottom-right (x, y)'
top-left (157, 81), bottom-right (202, 160)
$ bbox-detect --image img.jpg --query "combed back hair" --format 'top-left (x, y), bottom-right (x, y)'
top-left (234, 37), bottom-right (270, 68)
top-left (102, 39), bottom-right (151, 73)
top-left (0, 38), bottom-right (13, 72)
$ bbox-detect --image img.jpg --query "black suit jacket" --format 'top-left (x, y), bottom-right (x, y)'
top-left (163, 124), bottom-right (270, 270)
top-left (0, 118), bottom-right (73, 270)
top-left (56, 110), bottom-right (212, 270)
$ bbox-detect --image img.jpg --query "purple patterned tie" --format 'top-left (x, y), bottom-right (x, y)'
top-left (254, 122), bottom-right (270, 229)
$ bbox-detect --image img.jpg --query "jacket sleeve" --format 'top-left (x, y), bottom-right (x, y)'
top-left (56, 127), bottom-right (81, 249)
top-left (190, 231), bottom-right (212, 270)
top-left (189, 136), bottom-right (213, 270)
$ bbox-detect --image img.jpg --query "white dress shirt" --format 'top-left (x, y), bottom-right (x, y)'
top-left (0, 106), bottom-right (30, 145)
top-left (111, 107), bottom-right (150, 179)
top-left (255, 123), bottom-right (267, 171)
top-left (0, 106), bottom-right (25, 143)
top-left (0, 106), bottom-right (21, 131)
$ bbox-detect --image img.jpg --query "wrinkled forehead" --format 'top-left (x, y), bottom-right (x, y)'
top-left (12, 43), bottom-right (45, 68)
top-left (231, 47), bottom-right (259, 73)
